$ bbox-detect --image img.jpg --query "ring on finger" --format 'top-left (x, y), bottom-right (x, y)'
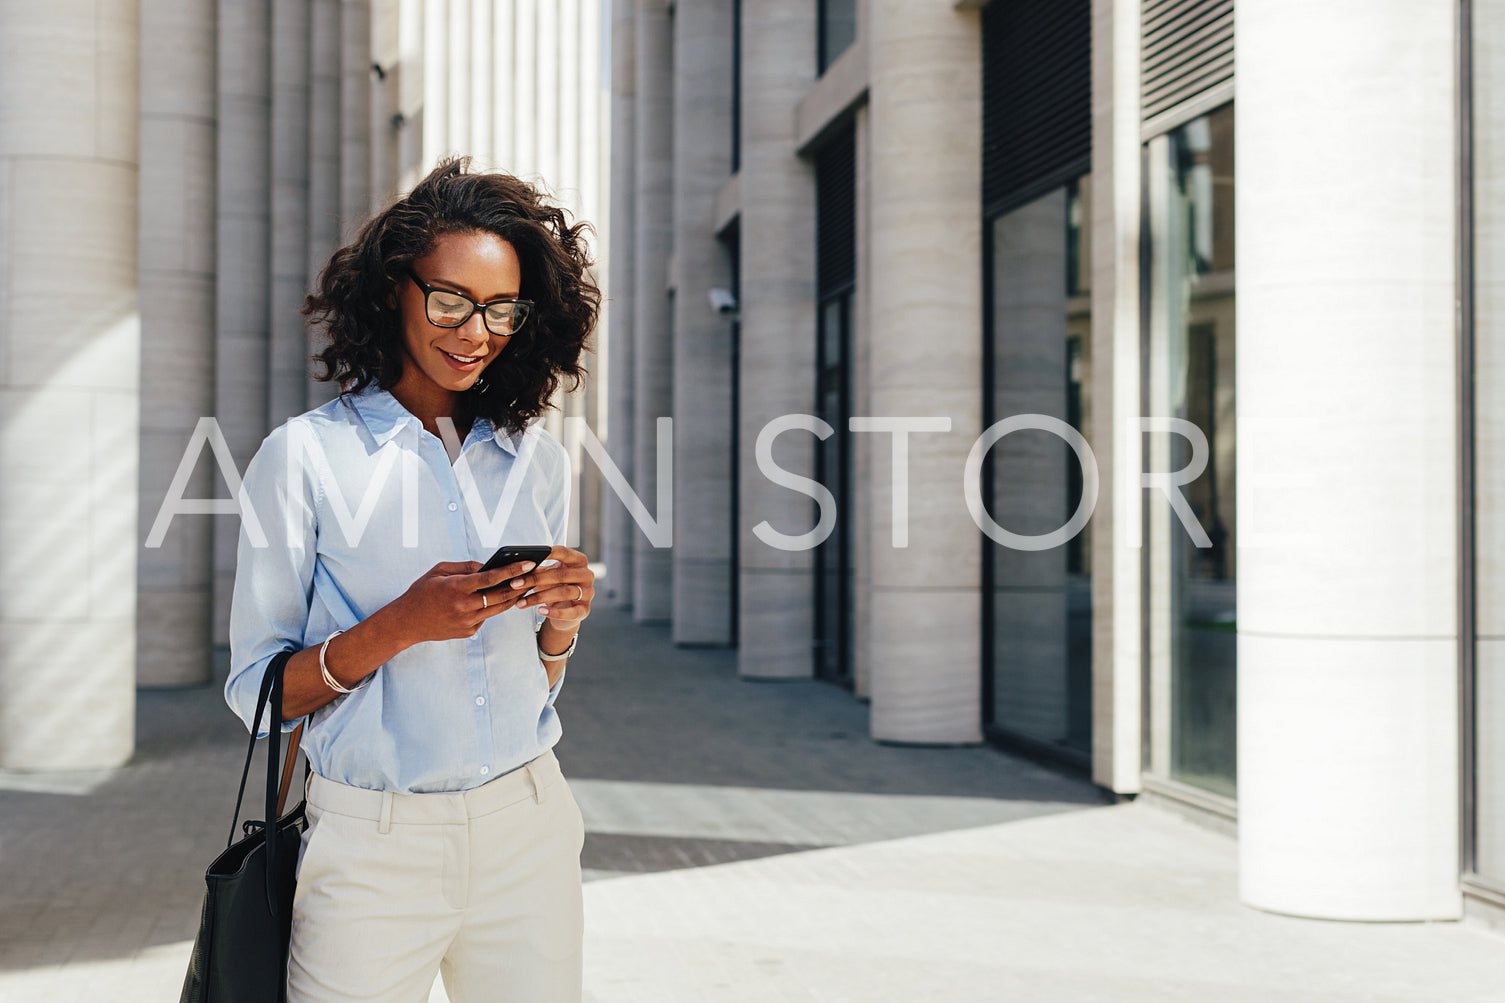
top-left (482, 592), bottom-right (489, 609)
top-left (572, 584), bottom-right (583, 602)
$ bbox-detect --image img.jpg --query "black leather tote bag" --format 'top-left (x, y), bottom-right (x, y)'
top-left (180, 650), bottom-right (306, 1003)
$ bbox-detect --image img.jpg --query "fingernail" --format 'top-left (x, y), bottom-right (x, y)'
top-left (521, 562), bottom-right (535, 571)
top-left (512, 578), bottom-right (526, 588)
top-left (538, 606), bottom-right (549, 615)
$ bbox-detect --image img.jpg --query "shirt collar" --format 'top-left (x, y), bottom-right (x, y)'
top-left (345, 383), bottom-right (528, 455)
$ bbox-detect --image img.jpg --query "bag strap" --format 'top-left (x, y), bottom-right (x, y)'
top-left (227, 650), bottom-right (294, 850)
top-left (225, 649), bottom-right (302, 918)
top-left (277, 721), bottom-right (305, 817)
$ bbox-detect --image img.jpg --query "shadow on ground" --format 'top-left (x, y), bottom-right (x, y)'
top-left (0, 603), bottom-right (1110, 972)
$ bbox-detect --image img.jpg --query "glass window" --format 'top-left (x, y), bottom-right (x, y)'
top-left (819, 0), bottom-right (857, 74)
top-left (815, 291), bottom-right (853, 684)
top-left (983, 176), bottom-right (1093, 758)
top-left (814, 127), bottom-right (857, 685)
top-left (1143, 103), bottom-right (1237, 799)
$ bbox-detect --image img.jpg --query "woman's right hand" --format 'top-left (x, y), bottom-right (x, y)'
top-left (385, 560), bottom-right (535, 645)
top-left (281, 559), bottom-right (535, 720)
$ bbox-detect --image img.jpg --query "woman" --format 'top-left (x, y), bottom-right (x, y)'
top-left (225, 157), bottom-right (600, 1002)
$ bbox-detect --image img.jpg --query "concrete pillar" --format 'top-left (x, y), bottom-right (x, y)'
top-left (670, 0), bottom-right (735, 645)
top-left (553, 0), bottom-right (588, 560)
top-left (1237, 0), bottom-right (1459, 919)
top-left (575, 0), bottom-right (606, 565)
top-left (536, 0), bottom-right (560, 185)
top-left (631, 0), bottom-right (673, 622)
top-left (469, 0), bottom-right (493, 162)
top-left (737, 0), bottom-right (818, 675)
top-left (491, 0), bottom-right (516, 171)
top-left (446, 0), bottom-right (471, 157)
top-left (1475, 0), bottom-right (1505, 887)
top-left (0, 0), bottom-right (140, 768)
top-left (370, 0), bottom-right (401, 201)
top-left (340, 0), bottom-right (373, 226)
top-left (1088, 0), bottom-right (1145, 794)
top-left (422, 0), bottom-right (449, 165)
top-left (137, 0), bottom-right (217, 688)
top-left (396, 0), bottom-right (425, 189)
top-left (307, 0), bottom-right (341, 409)
top-left (269, 0), bottom-right (311, 421)
top-left (580, 0), bottom-right (606, 248)
top-left (850, 98), bottom-right (873, 696)
top-left (559, 0), bottom-right (581, 194)
top-left (864, 1), bottom-right (983, 743)
top-left (214, 0), bottom-right (273, 643)
top-left (513, 0), bottom-right (538, 175)
top-left (604, 0), bottom-right (637, 608)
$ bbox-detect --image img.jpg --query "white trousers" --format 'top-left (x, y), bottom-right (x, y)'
top-left (286, 749), bottom-right (585, 1003)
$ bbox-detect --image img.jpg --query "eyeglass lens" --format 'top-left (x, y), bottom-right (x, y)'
top-left (424, 289), bottom-right (529, 335)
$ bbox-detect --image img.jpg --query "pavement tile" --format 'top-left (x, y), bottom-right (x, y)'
top-left (0, 603), bottom-right (1500, 1002)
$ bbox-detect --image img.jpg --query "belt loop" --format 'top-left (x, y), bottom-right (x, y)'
top-left (526, 762), bottom-right (545, 804)
top-left (378, 791), bottom-right (394, 834)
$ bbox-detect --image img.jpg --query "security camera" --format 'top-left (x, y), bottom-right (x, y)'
top-left (708, 287), bottom-right (739, 317)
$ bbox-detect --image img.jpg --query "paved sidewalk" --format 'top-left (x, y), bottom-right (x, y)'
top-left (1, 602), bottom-right (1500, 1001)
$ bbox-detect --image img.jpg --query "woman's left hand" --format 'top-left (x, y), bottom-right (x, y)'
top-left (506, 546), bottom-right (593, 630)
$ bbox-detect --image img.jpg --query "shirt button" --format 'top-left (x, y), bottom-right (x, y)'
top-left (479, 766), bottom-right (490, 775)
top-left (475, 696), bottom-right (485, 706)
top-left (447, 502), bottom-right (458, 512)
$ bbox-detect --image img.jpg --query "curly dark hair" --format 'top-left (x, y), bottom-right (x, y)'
top-left (304, 157), bottom-right (600, 436)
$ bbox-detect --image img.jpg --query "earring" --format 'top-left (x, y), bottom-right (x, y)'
top-left (473, 376), bottom-right (490, 395)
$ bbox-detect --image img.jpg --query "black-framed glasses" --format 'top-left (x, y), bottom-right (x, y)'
top-left (407, 270), bottom-right (533, 337)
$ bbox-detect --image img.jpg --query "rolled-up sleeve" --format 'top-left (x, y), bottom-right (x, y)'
top-left (537, 436), bottom-right (572, 706)
top-left (225, 422), bottom-right (319, 738)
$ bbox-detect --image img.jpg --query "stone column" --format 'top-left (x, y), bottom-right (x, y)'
top-left (137, 0), bottom-right (217, 687)
top-left (1475, 0), bottom-right (1505, 894)
top-left (307, 0), bottom-right (341, 409)
top-left (1237, 0), bottom-right (1460, 919)
top-left (668, 0), bottom-right (735, 644)
top-left (1088, 0), bottom-right (1145, 794)
top-left (536, 0), bottom-right (560, 184)
top-left (604, 0), bottom-right (637, 608)
top-left (512, 0), bottom-right (538, 175)
top-left (0, 0), bottom-right (140, 768)
top-left (269, 0), bottom-right (311, 421)
top-left (421, 0), bottom-right (448, 166)
top-left (491, 0), bottom-right (516, 171)
top-left (469, 0), bottom-right (493, 162)
top-left (863, 1), bottom-right (983, 743)
top-left (396, 0), bottom-right (425, 189)
top-left (446, 0), bottom-right (471, 157)
top-left (575, 0), bottom-right (606, 563)
top-left (554, 0), bottom-right (587, 557)
top-left (214, 0), bottom-right (273, 643)
top-left (737, 0), bottom-right (818, 675)
top-left (340, 0), bottom-right (373, 226)
top-left (559, 0), bottom-right (581, 192)
top-left (631, 0), bottom-right (674, 622)
top-left (369, 0), bottom-right (401, 201)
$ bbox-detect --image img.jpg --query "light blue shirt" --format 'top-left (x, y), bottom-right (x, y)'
top-left (225, 383), bottom-right (571, 793)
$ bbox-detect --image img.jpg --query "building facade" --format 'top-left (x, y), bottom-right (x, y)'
top-left (0, 1), bottom-right (607, 767)
top-left (607, 0), bottom-right (1505, 927)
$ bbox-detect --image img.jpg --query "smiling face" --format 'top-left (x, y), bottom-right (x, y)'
top-left (392, 229), bottom-right (523, 409)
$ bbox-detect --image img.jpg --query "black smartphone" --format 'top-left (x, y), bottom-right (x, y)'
top-left (479, 544), bottom-right (553, 574)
